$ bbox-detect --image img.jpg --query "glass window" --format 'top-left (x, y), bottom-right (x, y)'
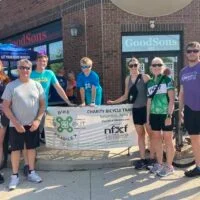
top-left (49, 41), bottom-right (63, 61)
top-left (49, 62), bottom-right (63, 74)
top-left (34, 45), bottom-right (47, 55)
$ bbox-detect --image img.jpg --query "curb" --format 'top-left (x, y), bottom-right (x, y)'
top-left (34, 157), bottom-right (138, 171)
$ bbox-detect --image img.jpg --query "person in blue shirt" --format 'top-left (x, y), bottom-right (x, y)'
top-left (31, 55), bottom-right (74, 107)
top-left (77, 57), bottom-right (102, 106)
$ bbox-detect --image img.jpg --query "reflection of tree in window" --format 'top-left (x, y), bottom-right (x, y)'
top-left (55, 48), bottom-right (63, 60)
top-left (50, 62), bottom-right (63, 74)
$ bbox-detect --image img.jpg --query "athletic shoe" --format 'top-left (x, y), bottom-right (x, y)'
top-left (8, 175), bottom-right (19, 190)
top-left (146, 159), bottom-right (156, 170)
top-left (185, 167), bottom-right (200, 177)
top-left (150, 163), bottom-right (163, 174)
top-left (157, 165), bottom-right (174, 177)
top-left (28, 171), bottom-right (42, 183)
top-left (135, 159), bottom-right (147, 170)
top-left (0, 173), bottom-right (4, 184)
top-left (23, 165), bottom-right (29, 177)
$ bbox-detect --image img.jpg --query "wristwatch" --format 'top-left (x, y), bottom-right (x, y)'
top-left (166, 113), bottom-right (172, 119)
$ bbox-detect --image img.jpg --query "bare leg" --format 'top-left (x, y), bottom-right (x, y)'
top-left (163, 131), bottom-right (175, 166)
top-left (152, 131), bottom-right (163, 164)
top-left (190, 135), bottom-right (200, 166)
top-left (11, 151), bottom-right (21, 174)
top-left (135, 125), bottom-right (145, 159)
top-left (27, 149), bottom-right (36, 171)
top-left (0, 127), bottom-right (6, 165)
top-left (145, 124), bottom-right (155, 159)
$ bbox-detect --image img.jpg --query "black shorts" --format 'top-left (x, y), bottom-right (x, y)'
top-left (132, 106), bottom-right (146, 125)
top-left (150, 114), bottom-right (173, 131)
top-left (184, 105), bottom-right (200, 135)
top-left (0, 112), bottom-right (9, 127)
top-left (9, 126), bottom-right (40, 151)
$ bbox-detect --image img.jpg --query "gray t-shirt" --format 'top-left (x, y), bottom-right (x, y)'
top-left (2, 79), bottom-right (45, 126)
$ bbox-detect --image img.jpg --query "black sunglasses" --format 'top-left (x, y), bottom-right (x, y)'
top-left (186, 49), bottom-right (199, 54)
top-left (152, 63), bottom-right (163, 67)
top-left (19, 66), bottom-right (31, 70)
top-left (128, 63), bottom-right (138, 68)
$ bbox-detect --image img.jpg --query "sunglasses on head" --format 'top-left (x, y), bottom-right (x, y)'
top-left (81, 65), bottom-right (90, 69)
top-left (186, 49), bottom-right (199, 54)
top-left (128, 63), bottom-right (138, 68)
top-left (152, 63), bottom-right (163, 67)
top-left (19, 66), bottom-right (31, 70)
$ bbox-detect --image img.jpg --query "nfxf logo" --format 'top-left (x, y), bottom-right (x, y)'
top-left (104, 125), bottom-right (128, 134)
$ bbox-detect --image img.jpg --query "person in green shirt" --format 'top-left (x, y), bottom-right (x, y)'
top-left (147, 57), bottom-right (175, 177)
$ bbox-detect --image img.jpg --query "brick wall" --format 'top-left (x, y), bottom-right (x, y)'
top-left (0, 0), bottom-right (199, 101)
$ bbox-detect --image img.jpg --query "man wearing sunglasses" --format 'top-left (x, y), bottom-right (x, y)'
top-left (77, 57), bottom-right (102, 106)
top-left (179, 41), bottom-right (200, 177)
top-left (2, 59), bottom-right (45, 190)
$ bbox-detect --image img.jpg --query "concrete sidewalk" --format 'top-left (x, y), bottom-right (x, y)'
top-left (34, 145), bottom-right (140, 171)
top-left (0, 167), bottom-right (200, 200)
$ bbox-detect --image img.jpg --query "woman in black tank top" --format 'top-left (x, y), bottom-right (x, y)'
top-left (107, 57), bottom-right (155, 170)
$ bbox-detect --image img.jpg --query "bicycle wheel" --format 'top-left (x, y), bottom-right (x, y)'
top-left (173, 139), bottom-right (195, 168)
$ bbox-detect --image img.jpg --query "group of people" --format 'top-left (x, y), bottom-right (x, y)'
top-left (0, 55), bottom-right (102, 190)
top-left (0, 41), bottom-right (199, 191)
top-left (108, 41), bottom-right (200, 178)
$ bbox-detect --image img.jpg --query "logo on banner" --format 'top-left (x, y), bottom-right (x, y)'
top-left (54, 116), bottom-right (73, 133)
top-left (104, 124), bottom-right (128, 134)
top-left (104, 124), bottom-right (129, 140)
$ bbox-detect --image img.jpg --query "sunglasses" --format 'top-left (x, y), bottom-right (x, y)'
top-left (81, 65), bottom-right (90, 69)
top-left (152, 63), bottom-right (163, 67)
top-left (186, 49), bottom-right (199, 54)
top-left (128, 63), bottom-right (138, 68)
top-left (19, 66), bottom-right (31, 70)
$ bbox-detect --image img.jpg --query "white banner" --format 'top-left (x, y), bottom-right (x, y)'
top-left (45, 104), bottom-right (137, 150)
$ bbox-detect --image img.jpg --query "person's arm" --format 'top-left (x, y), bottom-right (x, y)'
top-left (178, 85), bottom-right (184, 125)
top-left (142, 74), bottom-right (151, 83)
top-left (90, 85), bottom-right (96, 106)
top-left (80, 87), bottom-right (86, 106)
top-left (3, 100), bottom-right (25, 133)
top-left (146, 98), bottom-right (151, 125)
top-left (165, 89), bottom-right (175, 126)
top-left (54, 83), bottom-right (75, 106)
top-left (167, 90), bottom-right (175, 115)
top-left (107, 76), bottom-right (129, 104)
top-left (30, 98), bottom-right (45, 132)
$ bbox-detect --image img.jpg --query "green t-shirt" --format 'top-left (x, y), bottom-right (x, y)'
top-left (147, 75), bottom-right (174, 114)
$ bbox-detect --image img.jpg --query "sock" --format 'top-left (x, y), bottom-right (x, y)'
top-left (29, 170), bottom-right (34, 174)
top-left (13, 173), bottom-right (18, 177)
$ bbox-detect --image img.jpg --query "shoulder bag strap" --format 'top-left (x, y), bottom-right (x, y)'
top-left (149, 75), bottom-right (166, 99)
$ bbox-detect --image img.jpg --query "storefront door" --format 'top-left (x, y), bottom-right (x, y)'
top-left (121, 32), bottom-right (183, 90)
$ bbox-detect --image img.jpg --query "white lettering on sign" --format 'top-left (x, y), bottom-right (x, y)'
top-left (122, 35), bottom-right (180, 52)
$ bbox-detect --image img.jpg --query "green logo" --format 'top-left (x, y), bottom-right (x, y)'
top-left (55, 116), bottom-right (73, 133)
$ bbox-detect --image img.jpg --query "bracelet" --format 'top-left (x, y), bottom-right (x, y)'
top-left (35, 118), bottom-right (41, 122)
top-left (166, 114), bottom-right (172, 119)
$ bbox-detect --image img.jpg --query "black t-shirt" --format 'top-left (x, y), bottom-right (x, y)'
top-left (48, 75), bottom-right (67, 104)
